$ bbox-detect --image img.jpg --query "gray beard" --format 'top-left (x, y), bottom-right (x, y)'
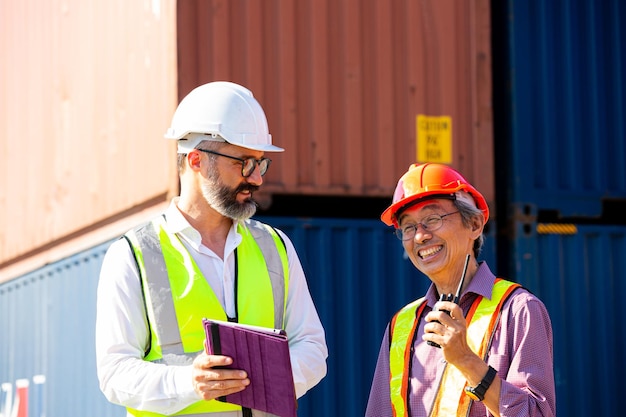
top-left (201, 169), bottom-right (258, 221)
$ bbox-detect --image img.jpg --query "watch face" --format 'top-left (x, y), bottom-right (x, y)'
top-left (465, 366), bottom-right (496, 402)
top-left (464, 387), bottom-right (482, 402)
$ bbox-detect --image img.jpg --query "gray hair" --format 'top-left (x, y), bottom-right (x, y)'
top-left (176, 140), bottom-right (223, 173)
top-left (453, 196), bottom-right (485, 258)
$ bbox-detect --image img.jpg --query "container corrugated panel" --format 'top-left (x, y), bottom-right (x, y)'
top-left (501, 0), bottom-right (626, 217)
top-left (0, 216), bottom-right (496, 416)
top-left (0, 241), bottom-right (124, 417)
top-left (176, 0), bottom-right (495, 208)
top-left (512, 223), bottom-right (626, 417)
top-left (256, 216), bottom-right (496, 416)
top-left (0, 0), bottom-right (178, 266)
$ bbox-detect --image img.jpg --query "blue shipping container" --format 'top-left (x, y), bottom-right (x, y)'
top-left (0, 246), bottom-right (124, 417)
top-left (512, 222), bottom-right (626, 416)
top-left (0, 216), bottom-right (497, 417)
top-left (499, 0), bottom-right (626, 217)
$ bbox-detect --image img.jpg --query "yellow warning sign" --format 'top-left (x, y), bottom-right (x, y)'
top-left (416, 115), bottom-right (452, 164)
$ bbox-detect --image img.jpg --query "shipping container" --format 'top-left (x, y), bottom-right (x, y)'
top-left (4, 1), bottom-right (623, 416)
top-left (0, 216), bottom-right (497, 417)
top-left (2, 0), bottom-right (495, 286)
top-left (0, 243), bottom-right (123, 417)
top-left (0, 0), bottom-right (178, 270)
top-left (5, 217), bottom-right (624, 416)
top-left (177, 0), bottom-right (495, 207)
top-left (492, 1), bottom-right (626, 416)
top-left (492, 0), bottom-right (626, 219)
top-left (511, 223), bottom-right (626, 417)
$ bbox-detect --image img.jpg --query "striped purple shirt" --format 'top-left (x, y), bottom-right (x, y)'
top-left (365, 262), bottom-right (556, 417)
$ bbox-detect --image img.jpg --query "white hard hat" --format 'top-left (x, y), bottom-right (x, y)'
top-left (164, 81), bottom-right (284, 153)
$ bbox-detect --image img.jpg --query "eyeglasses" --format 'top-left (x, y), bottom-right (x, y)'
top-left (197, 149), bottom-right (272, 178)
top-left (394, 211), bottom-right (459, 241)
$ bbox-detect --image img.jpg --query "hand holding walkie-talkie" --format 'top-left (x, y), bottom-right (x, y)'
top-left (427, 254), bottom-right (471, 348)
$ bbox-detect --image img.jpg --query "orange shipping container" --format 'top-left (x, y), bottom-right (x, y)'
top-left (177, 0), bottom-right (494, 205)
top-left (0, 0), bottom-right (178, 280)
top-left (1, 0), bottom-right (493, 281)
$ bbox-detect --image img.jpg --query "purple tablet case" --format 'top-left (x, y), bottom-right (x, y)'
top-left (202, 318), bottom-right (297, 417)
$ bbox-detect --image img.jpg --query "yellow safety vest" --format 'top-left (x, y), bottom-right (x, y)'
top-left (123, 216), bottom-right (290, 416)
top-left (389, 278), bottom-right (520, 417)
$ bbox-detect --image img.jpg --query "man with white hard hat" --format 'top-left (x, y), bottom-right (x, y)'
top-left (366, 163), bottom-right (555, 417)
top-left (96, 81), bottom-right (328, 417)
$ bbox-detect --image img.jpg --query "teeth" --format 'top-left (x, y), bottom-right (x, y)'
top-left (419, 246), bottom-right (442, 258)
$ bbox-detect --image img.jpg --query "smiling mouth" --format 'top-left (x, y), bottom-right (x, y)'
top-left (418, 245), bottom-right (442, 259)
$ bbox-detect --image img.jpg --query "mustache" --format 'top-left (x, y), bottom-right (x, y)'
top-left (235, 183), bottom-right (260, 194)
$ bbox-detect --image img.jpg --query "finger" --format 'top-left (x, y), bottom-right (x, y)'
top-left (195, 353), bottom-right (234, 370)
top-left (441, 301), bottom-right (463, 318)
top-left (422, 331), bottom-right (445, 347)
top-left (195, 376), bottom-right (250, 401)
top-left (196, 368), bottom-right (248, 383)
top-left (206, 354), bottom-right (234, 368)
top-left (434, 300), bottom-right (460, 314)
top-left (205, 375), bottom-right (250, 389)
top-left (425, 310), bottom-right (447, 323)
top-left (425, 310), bottom-right (454, 326)
top-left (423, 320), bottom-right (447, 337)
top-left (434, 302), bottom-right (464, 323)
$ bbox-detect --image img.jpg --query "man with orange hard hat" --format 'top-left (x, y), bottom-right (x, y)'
top-left (365, 163), bottom-right (556, 417)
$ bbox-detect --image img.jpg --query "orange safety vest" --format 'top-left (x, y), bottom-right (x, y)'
top-left (389, 278), bottom-right (520, 417)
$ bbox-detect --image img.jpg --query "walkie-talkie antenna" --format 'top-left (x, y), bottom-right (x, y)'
top-left (453, 254), bottom-right (471, 303)
top-left (427, 254), bottom-right (472, 348)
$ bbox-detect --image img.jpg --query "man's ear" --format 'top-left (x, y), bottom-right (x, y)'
top-left (186, 150), bottom-right (203, 171)
top-left (470, 215), bottom-right (485, 237)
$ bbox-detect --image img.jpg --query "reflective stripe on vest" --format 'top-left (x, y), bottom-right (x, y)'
top-left (124, 216), bottom-right (289, 416)
top-left (389, 279), bottom-right (520, 417)
top-left (388, 298), bottom-right (427, 417)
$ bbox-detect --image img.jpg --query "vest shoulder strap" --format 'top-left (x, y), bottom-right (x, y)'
top-left (429, 279), bottom-right (521, 417)
top-left (241, 219), bottom-right (289, 327)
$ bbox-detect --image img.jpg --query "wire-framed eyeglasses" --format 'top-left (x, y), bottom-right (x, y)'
top-left (395, 211), bottom-right (460, 241)
top-left (197, 149), bottom-right (272, 177)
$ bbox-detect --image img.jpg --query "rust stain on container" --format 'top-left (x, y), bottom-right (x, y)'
top-left (177, 0), bottom-right (494, 205)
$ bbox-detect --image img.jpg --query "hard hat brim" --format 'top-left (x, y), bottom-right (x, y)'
top-left (173, 133), bottom-right (285, 153)
top-left (381, 189), bottom-right (489, 227)
top-left (381, 192), bottom-right (455, 226)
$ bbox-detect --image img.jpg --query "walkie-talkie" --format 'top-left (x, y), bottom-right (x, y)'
top-left (427, 254), bottom-right (471, 348)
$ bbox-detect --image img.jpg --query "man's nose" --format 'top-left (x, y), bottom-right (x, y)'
top-left (245, 164), bottom-right (264, 186)
top-left (413, 225), bottom-right (432, 244)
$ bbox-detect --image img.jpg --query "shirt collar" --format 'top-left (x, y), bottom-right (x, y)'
top-left (425, 261), bottom-right (495, 305)
top-left (164, 198), bottom-right (244, 251)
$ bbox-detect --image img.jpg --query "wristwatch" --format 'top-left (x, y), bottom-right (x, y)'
top-left (464, 366), bottom-right (497, 402)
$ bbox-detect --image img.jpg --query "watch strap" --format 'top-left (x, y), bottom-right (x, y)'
top-left (464, 365), bottom-right (497, 402)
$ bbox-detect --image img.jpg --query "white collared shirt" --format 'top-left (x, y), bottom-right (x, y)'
top-left (95, 199), bottom-right (328, 416)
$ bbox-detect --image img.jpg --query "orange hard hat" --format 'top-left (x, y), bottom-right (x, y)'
top-left (381, 163), bottom-right (489, 227)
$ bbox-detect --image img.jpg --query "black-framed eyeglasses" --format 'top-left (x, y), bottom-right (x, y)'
top-left (197, 149), bottom-right (272, 178)
top-left (394, 211), bottom-right (459, 241)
